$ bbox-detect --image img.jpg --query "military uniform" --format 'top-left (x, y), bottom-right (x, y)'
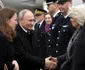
top-left (45, 9), bottom-right (65, 70)
top-left (46, 0), bottom-right (75, 58)
top-left (46, 11), bottom-right (64, 57)
top-left (34, 8), bottom-right (47, 58)
top-left (46, 15), bottom-right (76, 70)
top-left (46, 0), bottom-right (76, 70)
top-left (35, 20), bottom-right (47, 58)
top-left (47, 16), bottom-right (76, 57)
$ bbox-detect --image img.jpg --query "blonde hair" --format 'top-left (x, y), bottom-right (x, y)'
top-left (68, 5), bottom-right (85, 26)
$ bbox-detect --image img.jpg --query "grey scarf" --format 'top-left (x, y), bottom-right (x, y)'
top-left (67, 28), bottom-right (81, 58)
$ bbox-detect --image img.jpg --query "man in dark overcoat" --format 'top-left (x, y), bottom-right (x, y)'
top-left (13, 9), bottom-right (57, 70)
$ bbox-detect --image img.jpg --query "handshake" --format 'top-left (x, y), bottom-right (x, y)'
top-left (45, 56), bottom-right (58, 70)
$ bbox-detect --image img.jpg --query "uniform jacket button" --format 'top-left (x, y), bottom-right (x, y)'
top-left (40, 35), bottom-right (42, 37)
top-left (58, 30), bottom-right (60, 33)
top-left (63, 30), bottom-right (65, 32)
top-left (56, 50), bottom-right (58, 53)
top-left (38, 45), bottom-right (40, 47)
top-left (48, 45), bottom-right (51, 47)
top-left (56, 44), bottom-right (58, 46)
top-left (49, 34), bottom-right (51, 36)
top-left (57, 37), bottom-right (59, 39)
top-left (48, 39), bottom-right (50, 42)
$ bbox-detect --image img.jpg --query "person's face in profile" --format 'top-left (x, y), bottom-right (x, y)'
top-left (70, 17), bottom-right (79, 28)
top-left (35, 14), bottom-right (44, 23)
top-left (47, 3), bottom-right (56, 14)
top-left (21, 12), bottom-right (35, 30)
top-left (58, 1), bottom-right (72, 15)
top-left (7, 13), bottom-right (17, 30)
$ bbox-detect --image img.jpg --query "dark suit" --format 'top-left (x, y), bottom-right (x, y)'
top-left (46, 12), bottom-right (64, 57)
top-left (0, 32), bottom-right (14, 70)
top-left (46, 12), bottom-right (64, 70)
top-left (46, 16), bottom-right (75, 57)
top-left (34, 20), bottom-right (47, 58)
top-left (13, 24), bottom-right (45, 70)
top-left (46, 12), bottom-right (76, 70)
top-left (54, 17), bottom-right (75, 56)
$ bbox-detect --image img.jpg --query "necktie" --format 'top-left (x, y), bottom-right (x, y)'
top-left (35, 23), bottom-right (40, 31)
top-left (37, 24), bottom-right (40, 28)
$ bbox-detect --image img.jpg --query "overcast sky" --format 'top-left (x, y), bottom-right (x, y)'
top-left (72, 0), bottom-right (83, 6)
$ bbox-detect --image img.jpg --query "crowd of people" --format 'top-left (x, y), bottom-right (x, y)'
top-left (0, 0), bottom-right (85, 70)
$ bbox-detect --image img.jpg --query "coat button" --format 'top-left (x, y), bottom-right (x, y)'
top-left (57, 37), bottom-right (59, 39)
top-left (56, 50), bottom-right (58, 53)
top-left (38, 45), bottom-right (40, 47)
top-left (49, 33), bottom-right (51, 36)
top-left (56, 44), bottom-right (58, 46)
top-left (63, 30), bottom-right (65, 32)
top-left (40, 35), bottom-right (42, 37)
top-left (48, 45), bottom-right (51, 47)
top-left (58, 30), bottom-right (60, 33)
top-left (48, 39), bottom-right (50, 42)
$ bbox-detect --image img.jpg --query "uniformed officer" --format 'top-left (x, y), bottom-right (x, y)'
top-left (45, 0), bottom-right (64, 70)
top-left (56, 0), bottom-right (76, 57)
top-left (46, 0), bottom-right (76, 70)
top-left (45, 0), bottom-right (64, 57)
top-left (34, 8), bottom-right (47, 58)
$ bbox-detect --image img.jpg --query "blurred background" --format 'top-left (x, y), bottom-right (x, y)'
top-left (1, 0), bottom-right (83, 13)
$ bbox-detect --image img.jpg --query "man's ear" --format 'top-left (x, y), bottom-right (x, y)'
top-left (68, 1), bottom-right (72, 7)
top-left (69, 0), bottom-right (72, 6)
top-left (19, 17), bottom-right (24, 21)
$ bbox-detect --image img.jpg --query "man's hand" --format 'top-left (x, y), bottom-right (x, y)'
top-left (45, 56), bottom-right (58, 70)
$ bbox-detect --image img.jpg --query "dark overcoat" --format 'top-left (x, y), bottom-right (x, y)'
top-left (0, 32), bottom-right (15, 70)
top-left (57, 25), bottom-right (85, 70)
top-left (13, 24), bottom-right (45, 70)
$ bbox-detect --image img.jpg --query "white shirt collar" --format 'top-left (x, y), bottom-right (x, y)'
top-left (64, 13), bottom-right (69, 18)
top-left (20, 24), bottom-right (27, 33)
top-left (53, 10), bottom-right (60, 18)
top-left (38, 20), bottom-right (44, 27)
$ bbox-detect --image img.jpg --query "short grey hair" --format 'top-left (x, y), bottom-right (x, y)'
top-left (68, 5), bottom-right (85, 26)
top-left (18, 9), bottom-right (29, 19)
